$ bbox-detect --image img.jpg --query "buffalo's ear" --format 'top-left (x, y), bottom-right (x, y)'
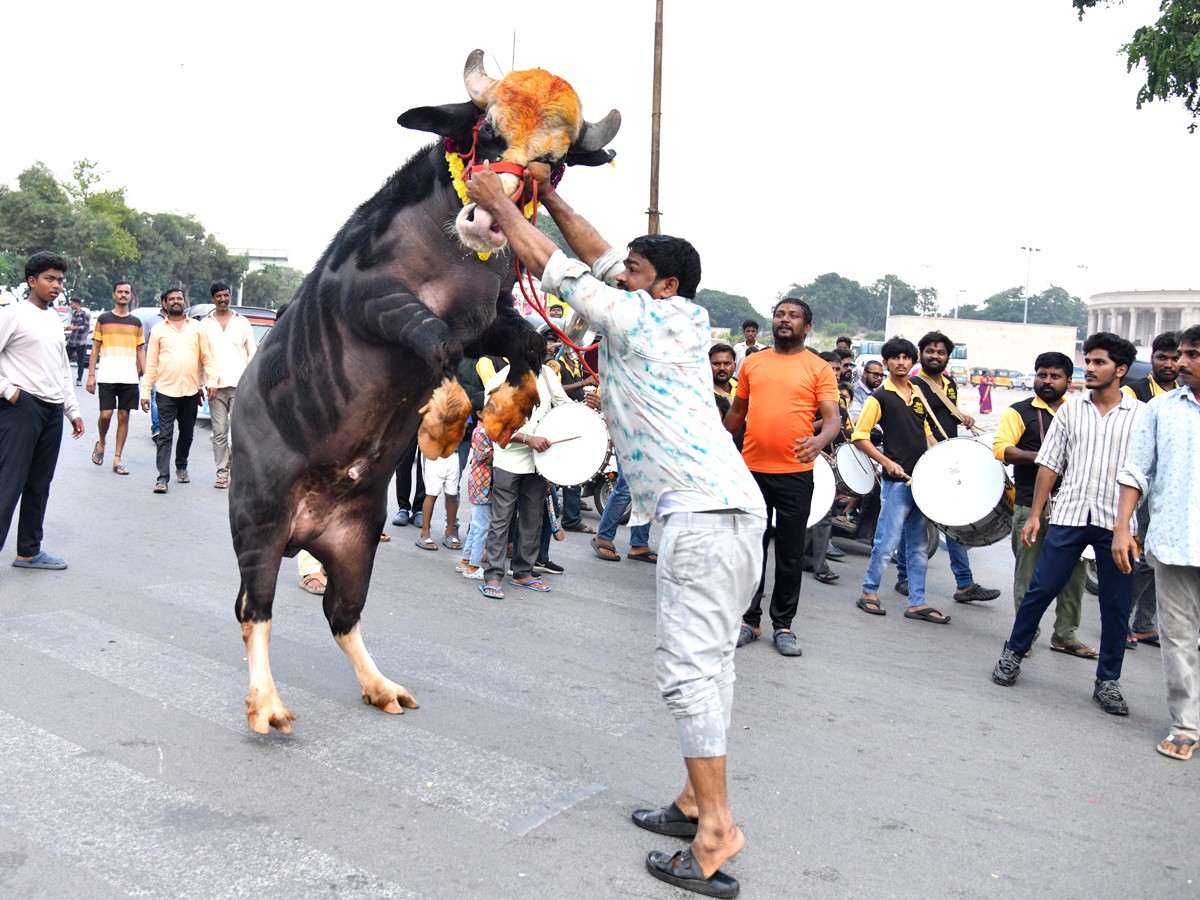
top-left (398, 101), bottom-right (481, 137)
top-left (564, 148), bottom-right (617, 168)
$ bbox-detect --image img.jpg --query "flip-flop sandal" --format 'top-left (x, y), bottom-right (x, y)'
top-left (564, 523), bottom-right (596, 534)
top-left (479, 583), bottom-right (504, 599)
top-left (632, 802), bottom-right (698, 838)
top-left (90, 442), bottom-right (104, 466)
top-left (628, 550), bottom-right (658, 564)
top-left (414, 536), bottom-right (438, 550)
top-left (856, 597), bottom-right (887, 616)
top-left (378, 533), bottom-right (391, 542)
top-left (509, 577), bottom-right (552, 593)
top-left (646, 849), bottom-right (739, 900)
top-left (904, 606), bottom-right (950, 624)
top-left (112, 462), bottom-right (129, 475)
top-left (591, 537), bottom-right (620, 562)
top-left (1051, 641), bottom-right (1099, 658)
top-left (814, 570), bottom-right (839, 584)
top-left (1157, 734), bottom-right (1197, 760)
top-left (442, 535), bottom-right (462, 550)
top-left (300, 574), bottom-right (327, 595)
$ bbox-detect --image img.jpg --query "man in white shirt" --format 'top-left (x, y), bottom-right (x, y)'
top-left (0, 252), bottom-right (86, 570)
top-left (480, 362), bottom-right (571, 597)
top-left (469, 166), bottom-right (766, 899)
top-left (201, 282), bottom-right (256, 489)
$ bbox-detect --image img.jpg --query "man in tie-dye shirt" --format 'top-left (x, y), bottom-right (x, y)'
top-left (469, 168), bottom-right (765, 898)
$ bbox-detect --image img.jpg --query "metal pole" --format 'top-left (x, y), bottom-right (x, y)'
top-left (647, 0), bottom-right (664, 234)
top-left (1021, 246), bottom-right (1040, 324)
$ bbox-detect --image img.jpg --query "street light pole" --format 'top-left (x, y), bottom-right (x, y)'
top-left (647, 0), bottom-right (664, 234)
top-left (955, 289), bottom-right (965, 319)
top-left (1020, 245), bottom-right (1041, 324)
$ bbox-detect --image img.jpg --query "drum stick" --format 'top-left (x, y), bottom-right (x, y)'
top-left (546, 434), bottom-right (582, 446)
top-left (546, 494), bottom-right (567, 541)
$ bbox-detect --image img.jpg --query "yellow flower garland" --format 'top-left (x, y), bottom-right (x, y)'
top-left (445, 151), bottom-right (538, 261)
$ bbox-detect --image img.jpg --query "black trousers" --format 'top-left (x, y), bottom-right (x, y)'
top-left (394, 433), bottom-right (426, 512)
top-left (0, 392), bottom-right (65, 557)
top-left (743, 470), bottom-right (814, 632)
top-left (155, 392), bottom-right (199, 482)
top-left (67, 345), bottom-right (88, 382)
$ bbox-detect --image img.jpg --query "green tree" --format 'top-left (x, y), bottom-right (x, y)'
top-left (1075, 0), bottom-right (1200, 131)
top-left (241, 264), bottom-right (307, 308)
top-left (693, 289), bottom-right (762, 330)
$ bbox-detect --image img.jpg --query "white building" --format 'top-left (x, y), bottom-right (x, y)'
top-left (1088, 290), bottom-right (1200, 347)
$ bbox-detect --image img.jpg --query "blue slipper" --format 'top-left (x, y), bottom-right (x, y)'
top-left (12, 551), bottom-right (68, 570)
top-left (509, 577), bottom-right (552, 593)
top-left (479, 583), bottom-right (504, 600)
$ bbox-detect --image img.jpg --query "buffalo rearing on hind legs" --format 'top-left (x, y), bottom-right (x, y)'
top-left (228, 50), bottom-right (620, 734)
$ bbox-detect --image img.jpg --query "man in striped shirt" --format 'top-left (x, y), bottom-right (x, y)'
top-left (992, 333), bottom-right (1142, 716)
top-left (86, 281), bottom-right (145, 476)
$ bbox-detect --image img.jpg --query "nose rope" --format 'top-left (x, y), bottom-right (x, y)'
top-left (454, 116), bottom-right (600, 379)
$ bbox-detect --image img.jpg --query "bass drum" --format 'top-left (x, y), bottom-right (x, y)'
top-left (911, 437), bottom-right (1014, 547)
top-left (530, 404), bottom-right (612, 488)
top-left (809, 454), bottom-right (837, 528)
top-left (833, 443), bottom-right (877, 497)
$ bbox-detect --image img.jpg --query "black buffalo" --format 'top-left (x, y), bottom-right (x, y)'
top-left (229, 50), bottom-right (619, 733)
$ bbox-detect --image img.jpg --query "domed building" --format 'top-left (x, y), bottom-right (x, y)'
top-left (1088, 290), bottom-right (1200, 347)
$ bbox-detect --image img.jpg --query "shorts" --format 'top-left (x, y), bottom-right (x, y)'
top-left (99, 383), bottom-right (140, 411)
top-left (421, 452), bottom-right (461, 497)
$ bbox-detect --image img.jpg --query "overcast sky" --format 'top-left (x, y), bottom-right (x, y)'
top-left (5, 0), bottom-right (1195, 316)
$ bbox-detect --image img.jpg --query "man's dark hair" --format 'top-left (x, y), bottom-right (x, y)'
top-left (113, 280), bottom-right (132, 292)
top-left (818, 350), bottom-right (840, 363)
top-left (1178, 324), bottom-right (1200, 348)
top-left (211, 282), bottom-right (231, 297)
top-left (836, 335), bottom-right (853, 347)
top-left (1083, 332), bottom-right (1136, 370)
top-left (741, 318), bottom-right (759, 331)
top-left (1033, 351), bottom-right (1073, 375)
top-left (68, 296), bottom-right (81, 307)
top-left (881, 337), bottom-right (918, 362)
top-left (1151, 331), bottom-right (1179, 354)
top-left (772, 297), bottom-right (813, 325)
top-left (862, 359), bottom-right (884, 372)
top-left (918, 331), bottom-right (955, 354)
top-left (835, 347), bottom-right (853, 361)
top-left (626, 234), bottom-right (702, 299)
top-left (24, 251), bottom-right (69, 281)
top-left (708, 341), bottom-right (735, 359)
top-left (161, 288), bottom-right (184, 303)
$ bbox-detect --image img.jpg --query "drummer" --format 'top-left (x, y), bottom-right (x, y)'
top-left (851, 337), bottom-right (949, 623)
top-left (801, 351), bottom-right (854, 585)
top-left (992, 351), bottom-right (1096, 659)
top-left (896, 332), bottom-right (1002, 605)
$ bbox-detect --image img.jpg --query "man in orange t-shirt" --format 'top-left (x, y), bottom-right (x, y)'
top-left (724, 298), bottom-right (841, 657)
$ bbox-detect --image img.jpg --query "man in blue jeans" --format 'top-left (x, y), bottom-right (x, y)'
top-left (852, 337), bottom-right (949, 623)
top-left (591, 462), bottom-right (655, 563)
top-left (894, 331), bottom-right (1001, 605)
top-left (992, 332), bottom-right (1142, 715)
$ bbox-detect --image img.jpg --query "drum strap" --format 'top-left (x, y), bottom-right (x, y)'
top-left (908, 379), bottom-right (951, 443)
top-left (914, 374), bottom-right (981, 438)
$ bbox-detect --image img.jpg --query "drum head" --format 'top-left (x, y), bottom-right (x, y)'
top-left (530, 404), bottom-right (611, 487)
top-left (911, 438), bottom-right (1007, 527)
top-left (973, 431), bottom-right (997, 450)
top-left (809, 455), bottom-right (836, 528)
top-left (834, 443), bottom-right (877, 496)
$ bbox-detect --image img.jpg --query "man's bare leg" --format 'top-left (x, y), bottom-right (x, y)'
top-left (96, 409), bottom-right (113, 453)
top-left (672, 756), bottom-right (744, 878)
top-left (114, 409), bottom-right (130, 461)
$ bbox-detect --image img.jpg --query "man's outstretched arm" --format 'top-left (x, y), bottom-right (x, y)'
top-left (538, 191), bottom-right (612, 269)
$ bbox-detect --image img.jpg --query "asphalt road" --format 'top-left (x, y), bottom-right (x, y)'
top-left (1, 387), bottom-right (1195, 899)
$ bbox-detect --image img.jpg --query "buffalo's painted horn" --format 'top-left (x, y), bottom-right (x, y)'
top-left (575, 109), bottom-right (622, 152)
top-left (464, 49), bottom-right (498, 109)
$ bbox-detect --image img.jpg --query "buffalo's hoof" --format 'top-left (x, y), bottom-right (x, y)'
top-left (361, 677), bottom-right (420, 715)
top-left (418, 378), bottom-right (472, 459)
top-left (481, 373), bottom-right (539, 448)
top-left (245, 687), bottom-right (297, 735)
